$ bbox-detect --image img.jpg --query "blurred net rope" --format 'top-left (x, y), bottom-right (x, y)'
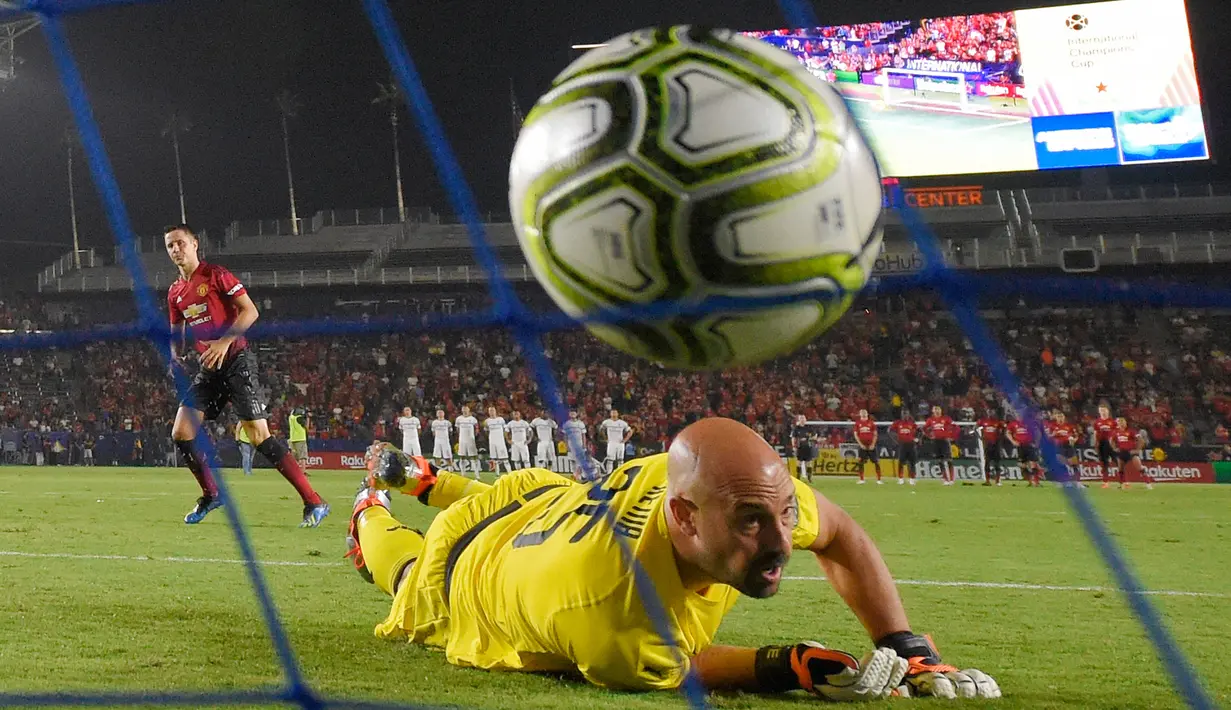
top-left (0, 0), bottom-right (1217, 708)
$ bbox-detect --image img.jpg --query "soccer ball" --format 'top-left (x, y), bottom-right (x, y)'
top-left (509, 26), bottom-right (883, 369)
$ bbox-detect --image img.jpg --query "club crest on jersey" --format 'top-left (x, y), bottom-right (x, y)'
top-left (197, 283), bottom-right (208, 297)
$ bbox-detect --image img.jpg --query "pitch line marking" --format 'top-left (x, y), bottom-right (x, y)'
top-left (785, 576), bottom-right (1230, 599)
top-left (2, 550), bottom-right (1225, 598)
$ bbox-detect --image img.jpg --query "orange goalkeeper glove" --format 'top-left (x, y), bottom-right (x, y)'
top-left (877, 631), bottom-right (1001, 699)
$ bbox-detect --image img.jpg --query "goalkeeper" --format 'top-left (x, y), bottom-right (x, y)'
top-left (345, 417), bottom-right (998, 700)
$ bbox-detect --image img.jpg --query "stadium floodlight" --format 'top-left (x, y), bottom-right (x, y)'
top-left (0, 17), bottom-right (38, 83)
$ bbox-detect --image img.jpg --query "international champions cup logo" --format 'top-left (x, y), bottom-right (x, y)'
top-left (1065, 13), bottom-right (1089, 31)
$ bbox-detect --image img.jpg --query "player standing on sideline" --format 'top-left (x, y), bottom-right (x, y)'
top-left (454, 406), bottom-right (480, 478)
top-left (890, 409), bottom-right (918, 486)
top-left (789, 415), bottom-right (816, 482)
top-left (561, 410), bottom-right (589, 480)
top-left (1005, 414), bottom-right (1040, 487)
top-left (1092, 403), bottom-right (1118, 488)
top-left (288, 408), bottom-right (309, 473)
top-left (234, 420), bottom-right (254, 476)
top-left (1113, 417), bottom-right (1155, 490)
top-left (507, 410), bottom-right (532, 468)
top-left (530, 410), bottom-right (558, 469)
top-left (924, 406), bottom-right (955, 485)
top-left (975, 409), bottom-right (1003, 486)
top-left (1049, 411), bottom-right (1081, 487)
top-left (853, 409), bottom-right (880, 484)
top-left (398, 407), bottom-right (423, 457)
top-left (430, 410), bottom-right (453, 465)
top-left (484, 407), bottom-right (509, 475)
top-left (345, 418), bottom-right (999, 698)
top-left (600, 409), bottom-right (633, 473)
top-left (163, 224), bottom-right (328, 527)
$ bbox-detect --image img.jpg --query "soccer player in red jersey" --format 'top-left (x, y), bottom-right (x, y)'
top-left (852, 409), bottom-right (880, 484)
top-left (924, 405), bottom-right (955, 485)
top-left (1049, 411), bottom-right (1081, 486)
top-left (890, 409), bottom-right (918, 486)
top-left (975, 410), bottom-right (1004, 486)
top-left (165, 224), bottom-right (330, 526)
top-left (1113, 417), bottom-right (1154, 490)
top-left (1091, 403), bottom-right (1118, 488)
top-left (1005, 415), bottom-right (1041, 487)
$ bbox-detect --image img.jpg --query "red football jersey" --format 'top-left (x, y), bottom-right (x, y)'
top-left (1113, 427), bottom-right (1138, 452)
top-left (976, 417), bottom-right (1001, 442)
top-left (891, 419), bottom-right (917, 443)
top-left (1006, 420), bottom-right (1033, 446)
top-left (925, 415), bottom-right (954, 440)
top-left (1051, 422), bottom-right (1078, 445)
top-left (1093, 417), bottom-right (1117, 442)
top-left (167, 262), bottom-right (249, 356)
top-left (853, 417), bottom-right (877, 446)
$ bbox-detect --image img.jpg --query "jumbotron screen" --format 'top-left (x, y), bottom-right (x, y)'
top-left (745, 0), bottom-right (1208, 177)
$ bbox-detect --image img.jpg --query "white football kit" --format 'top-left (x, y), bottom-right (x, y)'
top-left (561, 418), bottom-right (587, 459)
top-left (485, 416), bottom-right (508, 459)
top-left (455, 415), bottom-right (479, 457)
top-left (530, 416), bottom-right (557, 466)
top-left (601, 417), bottom-right (631, 464)
top-left (397, 415), bottom-right (421, 456)
top-left (507, 419), bottom-right (532, 465)
top-left (430, 418), bottom-right (452, 460)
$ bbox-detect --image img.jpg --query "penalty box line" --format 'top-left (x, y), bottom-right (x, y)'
top-left (2, 550), bottom-right (1225, 599)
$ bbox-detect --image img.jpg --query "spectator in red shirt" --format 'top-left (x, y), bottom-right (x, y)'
top-left (975, 410), bottom-right (1004, 486)
top-left (852, 409), bottom-right (880, 484)
top-left (890, 408), bottom-right (919, 485)
top-left (924, 405), bottom-right (955, 485)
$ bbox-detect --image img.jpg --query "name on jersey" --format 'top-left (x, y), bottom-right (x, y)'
top-left (613, 483), bottom-right (665, 540)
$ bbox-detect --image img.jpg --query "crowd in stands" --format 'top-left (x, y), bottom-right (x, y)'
top-left (751, 13), bottom-right (1019, 80)
top-left (4, 290), bottom-right (1231, 464)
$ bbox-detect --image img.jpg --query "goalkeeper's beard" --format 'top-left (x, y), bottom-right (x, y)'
top-left (735, 552), bottom-right (789, 599)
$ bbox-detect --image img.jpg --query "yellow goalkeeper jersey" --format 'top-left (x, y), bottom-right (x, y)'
top-left (375, 453), bottom-right (821, 690)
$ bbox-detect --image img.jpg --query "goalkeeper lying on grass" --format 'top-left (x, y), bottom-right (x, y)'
top-left (346, 417), bottom-right (999, 700)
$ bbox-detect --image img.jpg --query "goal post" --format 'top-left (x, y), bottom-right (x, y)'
top-left (879, 68), bottom-right (970, 112)
top-left (795, 419), bottom-right (987, 481)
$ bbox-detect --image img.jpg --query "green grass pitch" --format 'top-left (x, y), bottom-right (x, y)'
top-left (1, 466), bottom-right (1228, 709)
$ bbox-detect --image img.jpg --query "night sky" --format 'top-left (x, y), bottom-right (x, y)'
top-left (0, 0), bottom-right (1227, 291)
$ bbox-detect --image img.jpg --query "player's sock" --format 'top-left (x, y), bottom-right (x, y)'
top-left (255, 438), bottom-right (322, 506)
top-left (355, 505), bottom-right (425, 596)
top-left (174, 439), bottom-right (218, 498)
top-left (425, 471), bottom-right (491, 509)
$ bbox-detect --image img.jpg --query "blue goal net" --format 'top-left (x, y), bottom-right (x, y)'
top-left (0, 0), bottom-right (1217, 708)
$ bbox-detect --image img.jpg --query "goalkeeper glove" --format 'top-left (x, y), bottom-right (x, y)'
top-left (876, 631), bottom-right (1001, 699)
top-left (368, 448), bottom-right (436, 498)
top-left (755, 642), bottom-right (908, 701)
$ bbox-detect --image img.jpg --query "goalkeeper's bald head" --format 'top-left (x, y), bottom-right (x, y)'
top-left (665, 418), bottom-right (797, 599)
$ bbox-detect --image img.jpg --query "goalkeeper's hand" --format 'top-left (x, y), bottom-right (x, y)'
top-left (788, 643), bottom-right (908, 701)
top-left (878, 632), bottom-right (1000, 699)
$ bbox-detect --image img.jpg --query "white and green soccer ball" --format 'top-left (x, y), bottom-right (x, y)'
top-left (509, 25), bottom-right (883, 369)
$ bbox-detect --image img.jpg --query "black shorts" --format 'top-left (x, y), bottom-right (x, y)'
top-left (1018, 444), bottom-right (1038, 464)
top-left (796, 444), bottom-right (816, 462)
top-left (984, 440), bottom-right (1004, 462)
top-left (1060, 444), bottom-right (1077, 461)
top-left (184, 349), bottom-right (268, 422)
top-left (929, 439), bottom-right (951, 460)
top-left (1097, 439), bottom-right (1115, 465)
top-left (858, 447), bottom-right (879, 463)
top-left (897, 442), bottom-right (918, 465)
top-left (1117, 450), bottom-right (1136, 464)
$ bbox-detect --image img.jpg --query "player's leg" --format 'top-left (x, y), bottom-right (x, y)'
top-left (172, 402), bottom-right (222, 524)
top-left (1099, 443), bottom-right (1113, 488)
top-left (1138, 455), bottom-right (1155, 489)
top-left (244, 418), bottom-right (330, 527)
top-left (872, 449), bottom-right (882, 483)
top-left (406, 435), bottom-right (423, 458)
top-left (856, 451), bottom-right (866, 484)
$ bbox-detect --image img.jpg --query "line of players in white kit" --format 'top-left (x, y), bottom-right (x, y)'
top-left (394, 405), bottom-right (634, 477)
